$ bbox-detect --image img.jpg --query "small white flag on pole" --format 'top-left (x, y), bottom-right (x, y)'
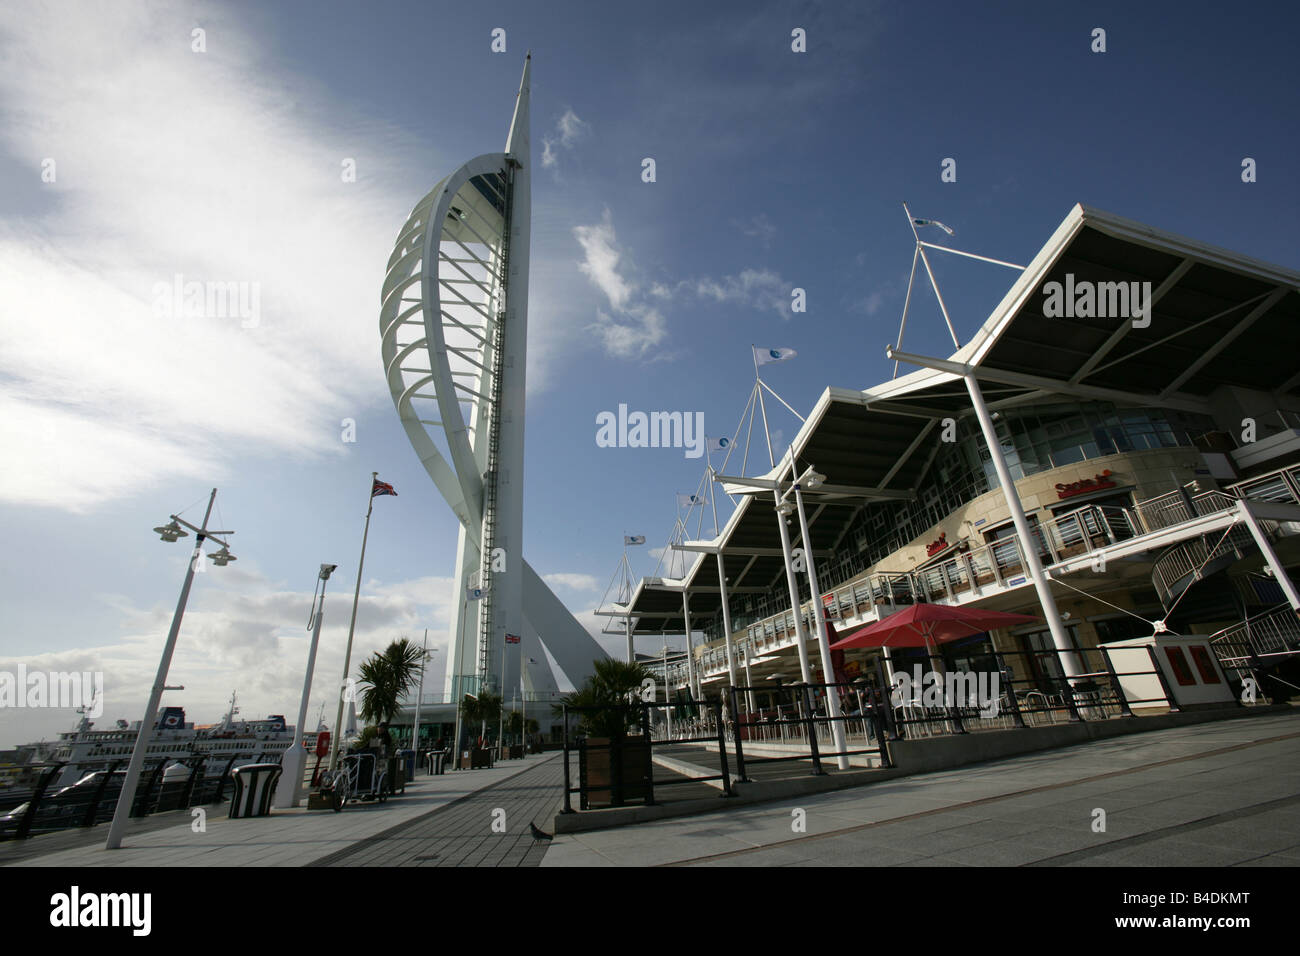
top-left (912, 217), bottom-right (955, 236)
top-left (706, 436), bottom-right (730, 453)
top-left (754, 346), bottom-right (796, 366)
top-left (624, 535), bottom-right (646, 546)
top-left (677, 494), bottom-right (706, 508)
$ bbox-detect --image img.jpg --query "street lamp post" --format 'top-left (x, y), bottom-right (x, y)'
top-left (106, 488), bottom-right (235, 849)
top-left (276, 563), bottom-right (337, 809)
top-left (410, 630), bottom-right (438, 761)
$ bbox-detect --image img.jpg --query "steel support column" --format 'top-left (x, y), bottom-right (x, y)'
top-left (775, 506), bottom-right (815, 684)
top-left (964, 374), bottom-right (1083, 680)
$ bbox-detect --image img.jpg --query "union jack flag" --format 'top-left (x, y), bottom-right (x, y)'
top-left (371, 478), bottom-right (397, 498)
top-left (505, 634), bottom-right (521, 644)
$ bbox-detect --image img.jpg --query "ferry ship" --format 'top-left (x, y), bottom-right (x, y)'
top-left (38, 693), bottom-right (304, 789)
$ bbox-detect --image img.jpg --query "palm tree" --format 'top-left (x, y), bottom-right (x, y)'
top-left (591, 659), bottom-right (654, 703)
top-left (357, 637), bottom-right (424, 727)
top-left (459, 691), bottom-right (503, 745)
top-left (555, 659), bottom-right (654, 737)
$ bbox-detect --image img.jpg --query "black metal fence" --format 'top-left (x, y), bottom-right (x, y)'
top-left (727, 680), bottom-right (893, 780)
top-left (874, 643), bottom-right (1186, 739)
top-left (551, 642), bottom-right (1229, 815)
top-left (560, 700), bottom-right (734, 812)
top-left (1, 754), bottom-right (247, 841)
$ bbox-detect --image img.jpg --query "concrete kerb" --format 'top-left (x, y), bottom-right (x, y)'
top-left (553, 704), bottom-right (1290, 835)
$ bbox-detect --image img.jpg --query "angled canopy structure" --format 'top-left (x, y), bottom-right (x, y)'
top-left (618, 203), bottom-right (1300, 679)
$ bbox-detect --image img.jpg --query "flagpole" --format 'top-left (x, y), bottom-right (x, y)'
top-left (453, 592), bottom-right (466, 770)
top-left (331, 471), bottom-right (378, 771)
top-left (411, 628), bottom-right (428, 758)
top-left (623, 545), bottom-right (634, 663)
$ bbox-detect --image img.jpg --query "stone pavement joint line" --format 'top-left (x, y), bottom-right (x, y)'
top-left (1025, 792), bottom-right (1300, 866)
top-left (312, 753), bottom-right (566, 867)
top-left (655, 728), bottom-right (1300, 866)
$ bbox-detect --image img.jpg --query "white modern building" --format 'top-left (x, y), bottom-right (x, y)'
top-left (610, 205), bottom-right (1300, 719)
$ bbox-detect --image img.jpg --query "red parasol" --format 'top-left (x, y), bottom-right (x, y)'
top-left (829, 603), bottom-right (1039, 651)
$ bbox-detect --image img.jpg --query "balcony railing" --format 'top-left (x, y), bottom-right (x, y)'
top-left (1208, 602), bottom-right (1300, 672)
top-left (673, 475), bottom-right (1300, 687)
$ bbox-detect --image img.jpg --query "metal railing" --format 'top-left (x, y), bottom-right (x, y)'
top-left (682, 501), bottom-right (1143, 685)
top-left (727, 680), bottom-right (892, 779)
top-left (1209, 603), bottom-right (1300, 662)
top-left (675, 460), bottom-right (1300, 690)
top-left (880, 645), bottom-right (1178, 740)
top-left (559, 700), bottom-right (733, 812)
top-left (1151, 524), bottom-right (1255, 607)
top-left (1228, 462), bottom-right (1300, 507)
top-left (0, 754), bottom-right (246, 841)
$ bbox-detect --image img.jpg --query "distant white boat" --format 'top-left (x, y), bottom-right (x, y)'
top-left (34, 691), bottom-right (305, 788)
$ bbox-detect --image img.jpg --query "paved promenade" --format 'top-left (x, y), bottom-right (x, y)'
top-left (540, 710), bottom-right (1300, 867)
top-left (3, 752), bottom-right (558, 868)
top-left (313, 752), bottom-right (564, 866)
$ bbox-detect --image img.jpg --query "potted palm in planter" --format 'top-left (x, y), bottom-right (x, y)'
top-left (503, 711), bottom-right (536, 758)
top-left (355, 637), bottom-right (424, 793)
top-left (458, 692), bottom-right (502, 768)
top-left (558, 660), bottom-right (655, 809)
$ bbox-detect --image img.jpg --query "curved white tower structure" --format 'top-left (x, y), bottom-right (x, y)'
top-left (380, 56), bottom-right (606, 702)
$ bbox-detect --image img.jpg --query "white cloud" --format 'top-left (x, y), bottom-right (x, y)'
top-left (737, 214), bottom-right (777, 246)
top-left (541, 107), bottom-right (590, 170)
top-left (854, 290), bottom-right (887, 316)
top-left (556, 109), bottom-right (590, 147)
top-left (574, 210), bottom-right (635, 311)
top-left (0, 564), bottom-right (456, 746)
top-left (570, 209), bottom-right (796, 361)
top-left (693, 268), bottom-right (790, 318)
top-left (543, 572), bottom-right (600, 592)
top-left (0, 3), bottom-right (587, 513)
top-left (573, 210), bottom-right (668, 359)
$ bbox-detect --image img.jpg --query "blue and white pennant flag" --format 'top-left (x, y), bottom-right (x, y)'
top-left (912, 217), bottom-right (955, 236)
top-left (754, 346), bottom-right (796, 366)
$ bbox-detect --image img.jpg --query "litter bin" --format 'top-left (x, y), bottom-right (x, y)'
top-left (229, 763), bottom-right (283, 818)
top-left (400, 749), bottom-right (415, 782)
top-left (425, 749), bottom-right (446, 775)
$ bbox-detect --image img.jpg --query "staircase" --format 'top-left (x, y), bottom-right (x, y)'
top-left (1150, 525), bottom-right (1255, 609)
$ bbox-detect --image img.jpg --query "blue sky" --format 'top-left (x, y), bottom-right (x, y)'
top-left (2, 0), bottom-right (1297, 744)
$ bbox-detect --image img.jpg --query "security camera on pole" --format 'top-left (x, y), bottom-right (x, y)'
top-left (277, 563), bottom-right (337, 809)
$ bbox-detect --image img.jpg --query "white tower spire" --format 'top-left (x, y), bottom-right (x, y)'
top-left (379, 56), bottom-right (607, 708)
